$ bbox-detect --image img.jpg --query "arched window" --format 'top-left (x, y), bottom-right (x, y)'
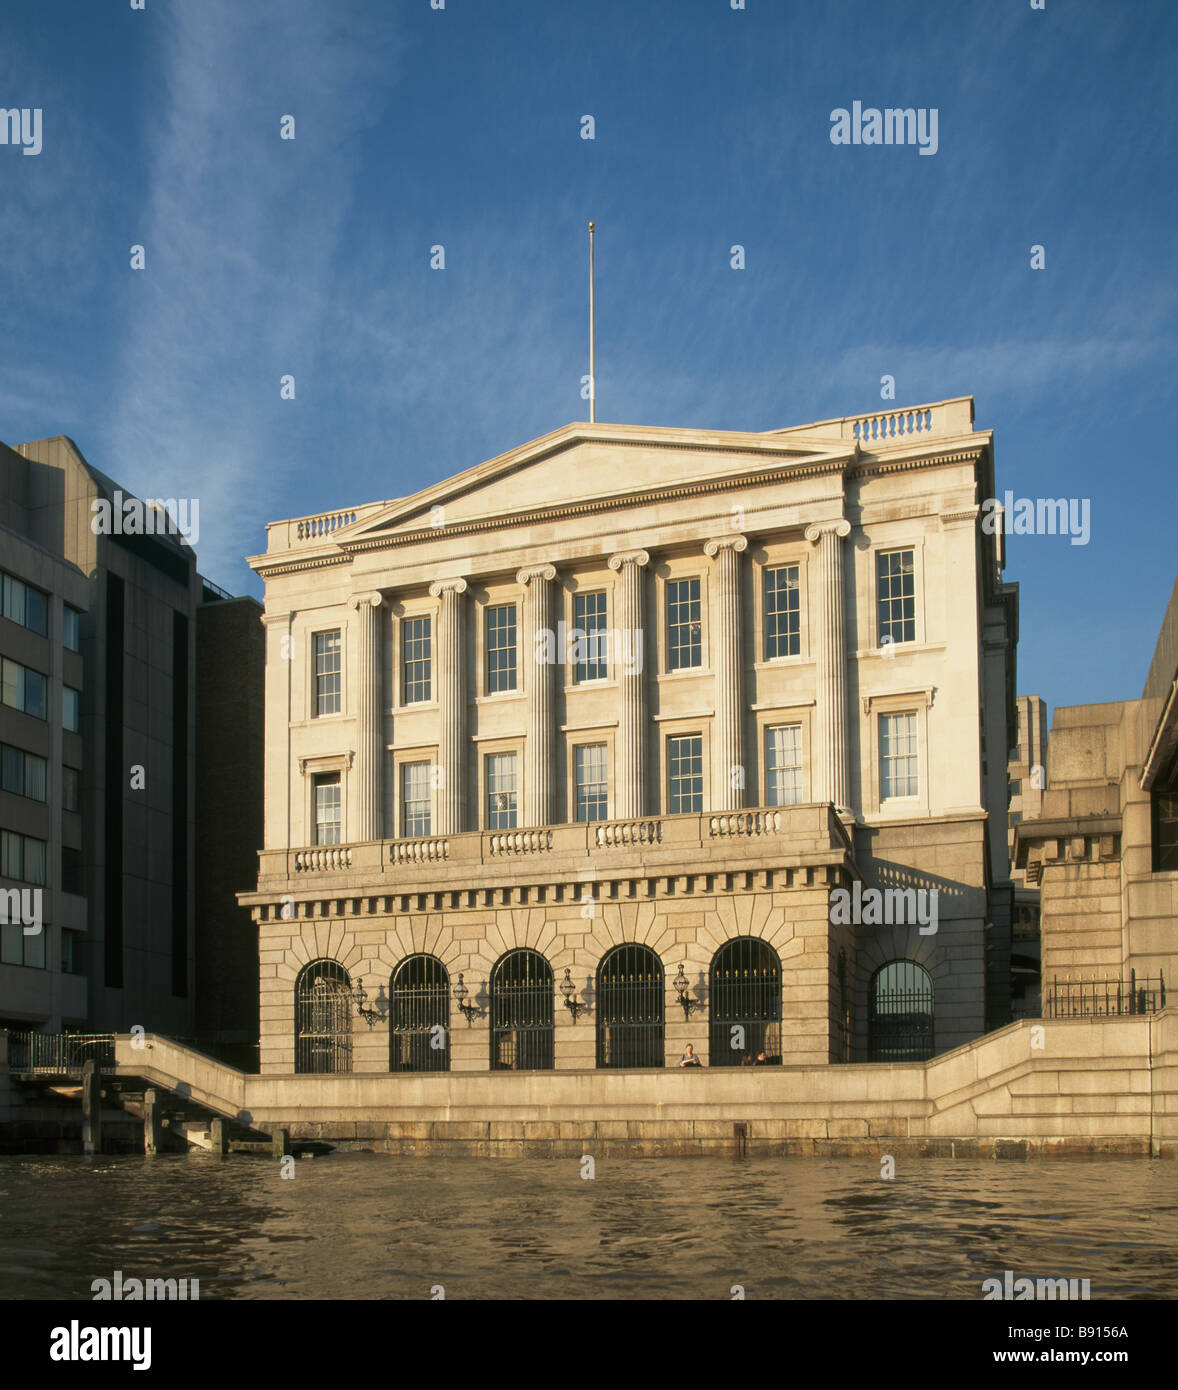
top-left (596, 944), bottom-right (664, 1068)
top-left (709, 937), bottom-right (782, 1066)
top-left (389, 954), bottom-right (450, 1073)
top-left (868, 960), bottom-right (934, 1062)
top-left (490, 949), bottom-right (554, 1070)
top-left (294, 960), bottom-right (353, 1074)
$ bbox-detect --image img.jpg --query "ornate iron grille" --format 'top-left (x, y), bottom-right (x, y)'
top-left (596, 944), bottom-right (664, 1068)
top-left (709, 937), bottom-right (782, 1066)
top-left (295, 960), bottom-right (353, 1074)
top-left (490, 948), bottom-right (554, 1070)
top-left (1043, 970), bottom-right (1166, 1019)
top-left (389, 954), bottom-right (450, 1072)
top-left (868, 960), bottom-right (934, 1062)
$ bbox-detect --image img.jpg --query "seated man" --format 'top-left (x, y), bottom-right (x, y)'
top-left (678, 1042), bottom-right (703, 1067)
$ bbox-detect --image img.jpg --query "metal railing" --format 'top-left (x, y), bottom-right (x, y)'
top-left (5, 1031), bottom-right (116, 1074)
top-left (1043, 971), bottom-right (1166, 1019)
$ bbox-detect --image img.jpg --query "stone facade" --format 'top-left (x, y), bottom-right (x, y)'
top-left (242, 398), bottom-right (1019, 1074)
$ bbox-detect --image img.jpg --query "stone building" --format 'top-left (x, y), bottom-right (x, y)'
top-left (1008, 694), bottom-right (1047, 1017)
top-left (1016, 577), bottom-right (1178, 1011)
top-left (242, 397), bottom-right (1019, 1075)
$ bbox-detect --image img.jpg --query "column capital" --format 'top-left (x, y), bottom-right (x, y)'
top-left (428, 577), bottom-right (469, 598)
top-left (516, 564), bottom-right (557, 586)
top-left (704, 535), bottom-right (748, 558)
top-left (804, 519), bottom-right (851, 543)
top-left (347, 590), bottom-right (384, 612)
top-left (608, 549), bottom-right (650, 572)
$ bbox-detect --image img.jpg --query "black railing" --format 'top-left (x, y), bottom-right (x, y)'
top-left (709, 939), bottom-right (783, 1066)
top-left (1043, 970), bottom-right (1166, 1019)
top-left (4, 1031), bottom-right (116, 1074)
top-left (597, 946), bottom-right (664, 1068)
top-left (490, 950), bottom-right (554, 1071)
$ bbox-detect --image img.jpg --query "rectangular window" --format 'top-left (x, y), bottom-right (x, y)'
top-left (765, 725), bottom-right (803, 806)
top-left (486, 604), bottom-right (517, 694)
top-left (63, 766), bottom-right (80, 812)
top-left (313, 773), bottom-right (341, 844)
top-left (62, 929), bottom-right (82, 974)
top-left (0, 659), bottom-right (47, 719)
top-left (667, 734), bottom-right (703, 814)
top-left (1, 745), bottom-right (47, 802)
top-left (63, 605), bottom-right (81, 651)
top-left (0, 573), bottom-right (49, 636)
top-left (880, 712), bottom-right (919, 800)
top-left (1152, 787), bottom-right (1178, 872)
top-left (486, 752), bottom-right (518, 829)
top-left (876, 548), bottom-right (916, 646)
top-left (1009, 779), bottom-right (1022, 797)
top-left (402, 761), bottom-right (432, 837)
top-left (62, 845), bottom-right (84, 895)
top-left (63, 686), bottom-right (80, 733)
top-left (573, 592), bottom-right (608, 682)
top-left (763, 565), bottom-right (800, 659)
top-left (666, 577), bottom-right (702, 671)
top-left (402, 617), bottom-right (432, 704)
top-left (1, 830), bottom-right (47, 885)
top-left (574, 743), bottom-right (609, 822)
top-left (313, 631), bottom-right (341, 716)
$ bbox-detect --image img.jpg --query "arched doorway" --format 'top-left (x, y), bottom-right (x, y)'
top-left (596, 944), bottom-right (664, 1068)
top-left (294, 960), bottom-right (353, 1074)
top-left (389, 954), bottom-right (450, 1072)
top-left (708, 937), bottom-right (782, 1066)
top-left (868, 960), bottom-right (934, 1061)
top-left (490, 948), bottom-right (554, 1070)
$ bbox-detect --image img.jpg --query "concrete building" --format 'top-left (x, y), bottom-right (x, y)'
top-left (0, 435), bottom-right (263, 1047)
top-left (1008, 694), bottom-right (1047, 1016)
top-left (241, 396), bottom-right (1019, 1076)
top-left (1016, 577), bottom-right (1178, 1011)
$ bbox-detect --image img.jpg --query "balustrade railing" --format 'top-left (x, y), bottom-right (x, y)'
top-left (594, 819), bottom-right (662, 848)
top-left (295, 510), bottom-right (357, 541)
top-left (486, 829), bottom-right (553, 856)
top-left (387, 837), bottom-right (449, 865)
top-left (850, 407), bottom-right (933, 443)
top-left (709, 810), bottom-right (782, 838)
top-left (5, 1031), bottom-right (116, 1073)
top-left (1042, 971), bottom-right (1166, 1019)
top-left (293, 846), bottom-right (353, 873)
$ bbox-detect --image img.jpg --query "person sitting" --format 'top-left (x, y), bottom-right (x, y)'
top-left (739, 1053), bottom-right (753, 1066)
top-left (678, 1043), bottom-right (702, 1067)
top-left (754, 1050), bottom-right (770, 1065)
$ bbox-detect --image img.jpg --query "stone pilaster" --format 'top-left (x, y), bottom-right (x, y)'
top-left (607, 549), bottom-right (650, 819)
top-left (347, 590), bottom-right (384, 842)
top-left (804, 519), bottom-right (852, 815)
top-left (428, 577), bottom-right (468, 834)
top-left (518, 564), bottom-right (558, 827)
top-left (704, 535), bottom-right (748, 810)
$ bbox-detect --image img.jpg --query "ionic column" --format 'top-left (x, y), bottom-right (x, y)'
top-left (607, 549), bottom-right (650, 818)
top-left (804, 519), bottom-right (852, 815)
top-left (518, 564), bottom-right (558, 827)
top-left (705, 535), bottom-right (748, 811)
top-left (348, 590), bottom-right (384, 842)
top-left (428, 577), bottom-right (468, 834)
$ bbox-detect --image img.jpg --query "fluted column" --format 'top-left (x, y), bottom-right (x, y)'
top-left (607, 549), bottom-right (650, 818)
top-left (347, 590), bottom-right (384, 842)
top-left (518, 564), bottom-right (558, 827)
top-left (704, 535), bottom-right (748, 810)
top-left (428, 577), bottom-right (468, 834)
top-left (805, 519), bottom-right (852, 815)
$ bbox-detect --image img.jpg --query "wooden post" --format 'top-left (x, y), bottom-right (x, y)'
top-left (272, 1127), bottom-right (289, 1160)
top-left (81, 1059), bottom-right (101, 1156)
top-left (209, 1117), bottom-right (229, 1155)
top-left (143, 1088), bottom-right (161, 1155)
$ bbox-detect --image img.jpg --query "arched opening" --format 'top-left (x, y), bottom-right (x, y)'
top-left (389, 954), bottom-right (450, 1072)
top-left (596, 944), bottom-right (664, 1068)
top-left (294, 960), bottom-right (353, 1074)
top-left (868, 960), bottom-right (934, 1062)
top-left (708, 937), bottom-right (782, 1066)
top-left (490, 948), bottom-right (554, 1070)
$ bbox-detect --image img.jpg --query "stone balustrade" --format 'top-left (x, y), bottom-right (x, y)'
top-left (292, 846), bottom-right (353, 873)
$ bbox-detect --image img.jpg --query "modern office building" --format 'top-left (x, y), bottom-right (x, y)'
top-left (1016, 577), bottom-right (1178, 1011)
top-left (242, 396), bottom-right (1019, 1075)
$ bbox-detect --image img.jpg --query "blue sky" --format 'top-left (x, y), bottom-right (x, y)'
top-left (2, 0), bottom-right (1175, 720)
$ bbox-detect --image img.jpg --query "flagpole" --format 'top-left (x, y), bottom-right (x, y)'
top-left (588, 220), bottom-right (596, 424)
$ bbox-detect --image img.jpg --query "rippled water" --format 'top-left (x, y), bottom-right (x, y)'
top-left (1, 1154), bottom-right (1176, 1300)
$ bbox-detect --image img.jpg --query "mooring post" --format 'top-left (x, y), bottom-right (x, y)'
top-left (272, 1127), bottom-right (289, 1160)
top-left (81, 1059), bottom-right (102, 1156)
top-left (209, 1117), bottom-right (228, 1155)
top-left (143, 1087), bottom-right (161, 1155)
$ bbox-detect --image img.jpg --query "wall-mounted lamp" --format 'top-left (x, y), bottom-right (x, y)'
top-left (559, 968), bottom-right (588, 1022)
top-left (452, 973), bottom-right (483, 1027)
top-left (352, 977), bottom-right (388, 1029)
top-left (673, 963), bottom-right (705, 1020)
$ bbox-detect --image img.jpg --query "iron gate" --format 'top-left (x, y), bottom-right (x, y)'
top-left (389, 954), bottom-right (451, 1072)
top-left (490, 949), bottom-right (554, 1070)
top-left (709, 937), bottom-right (782, 1065)
top-left (294, 960), bottom-right (353, 1074)
top-left (596, 944), bottom-right (664, 1068)
top-left (868, 960), bottom-right (934, 1062)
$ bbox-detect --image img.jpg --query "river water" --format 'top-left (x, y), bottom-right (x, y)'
top-left (2, 1153), bottom-right (1176, 1300)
